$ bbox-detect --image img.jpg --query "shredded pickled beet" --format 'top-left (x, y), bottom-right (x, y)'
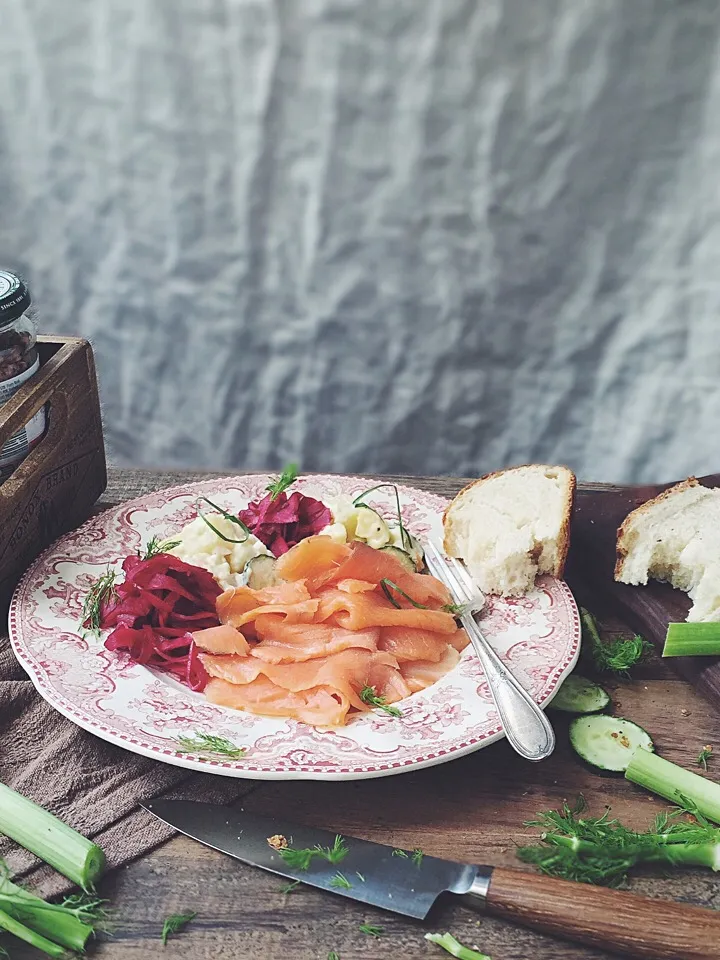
top-left (98, 553), bottom-right (221, 691)
top-left (238, 490), bottom-right (331, 556)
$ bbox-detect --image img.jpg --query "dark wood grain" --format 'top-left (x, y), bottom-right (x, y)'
top-left (9, 468), bottom-right (720, 960)
top-left (0, 337), bottom-right (106, 603)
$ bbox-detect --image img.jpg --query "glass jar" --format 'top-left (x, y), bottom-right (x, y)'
top-left (0, 271), bottom-right (45, 483)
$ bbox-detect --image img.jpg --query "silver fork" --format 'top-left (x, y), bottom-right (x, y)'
top-left (424, 540), bottom-right (555, 761)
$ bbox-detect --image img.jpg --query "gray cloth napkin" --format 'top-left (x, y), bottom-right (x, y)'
top-left (0, 632), bottom-right (251, 897)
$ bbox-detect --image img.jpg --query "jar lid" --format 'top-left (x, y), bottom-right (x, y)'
top-left (0, 271), bottom-right (31, 327)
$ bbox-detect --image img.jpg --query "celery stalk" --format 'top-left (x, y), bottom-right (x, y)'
top-left (0, 784), bottom-right (105, 890)
top-left (663, 622), bottom-right (720, 657)
top-left (0, 881), bottom-right (93, 952)
top-left (626, 748), bottom-right (720, 823)
top-left (0, 905), bottom-right (68, 958)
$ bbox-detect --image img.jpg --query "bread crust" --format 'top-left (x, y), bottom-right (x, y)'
top-left (614, 477), bottom-right (700, 581)
top-left (442, 463), bottom-right (576, 579)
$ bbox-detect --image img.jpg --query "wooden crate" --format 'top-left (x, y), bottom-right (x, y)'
top-left (0, 336), bottom-right (106, 604)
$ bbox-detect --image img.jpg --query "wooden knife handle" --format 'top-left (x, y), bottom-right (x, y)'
top-left (485, 866), bottom-right (720, 959)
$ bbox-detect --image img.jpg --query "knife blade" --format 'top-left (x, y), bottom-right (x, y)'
top-left (143, 799), bottom-right (481, 918)
top-left (143, 798), bottom-right (720, 960)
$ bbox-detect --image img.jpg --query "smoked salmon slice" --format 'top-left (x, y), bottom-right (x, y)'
top-left (275, 536), bottom-right (351, 582)
top-left (192, 623), bottom-right (250, 656)
top-left (400, 646), bottom-right (461, 693)
top-left (315, 589), bottom-right (457, 633)
top-left (312, 541), bottom-right (452, 607)
top-left (378, 625), bottom-right (449, 663)
top-left (205, 677), bottom-right (350, 727)
top-left (251, 623), bottom-right (380, 663)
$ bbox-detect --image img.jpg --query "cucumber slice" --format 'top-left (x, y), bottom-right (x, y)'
top-left (354, 505), bottom-right (391, 549)
top-left (549, 675), bottom-right (610, 714)
top-left (246, 555), bottom-right (279, 590)
top-left (569, 715), bottom-right (653, 773)
top-left (387, 522), bottom-right (425, 569)
top-left (379, 545), bottom-right (417, 574)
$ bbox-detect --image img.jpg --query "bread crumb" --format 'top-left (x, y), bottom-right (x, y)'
top-left (267, 834), bottom-right (288, 850)
top-left (681, 709), bottom-right (691, 717)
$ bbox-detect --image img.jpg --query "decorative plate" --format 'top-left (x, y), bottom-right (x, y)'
top-left (9, 475), bottom-right (581, 780)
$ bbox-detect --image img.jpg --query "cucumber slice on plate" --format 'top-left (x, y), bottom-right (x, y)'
top-left (550, 675), bottom-right (610, 714)
top-left (379, 545), bottom-right (417, 574)
top-left (246, 555), bottom-right (279, 590)
top-left (569, 715), bottom-right (653, 772)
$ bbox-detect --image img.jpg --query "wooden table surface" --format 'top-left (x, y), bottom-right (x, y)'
top-left (15, 468), bottom-right (720, 960)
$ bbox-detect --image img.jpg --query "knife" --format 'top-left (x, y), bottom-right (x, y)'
top-left (144, 799), bottom-right (720, 959)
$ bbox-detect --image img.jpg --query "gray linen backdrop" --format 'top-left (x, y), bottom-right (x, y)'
top-left (1, 0), bottom-right (719, 484)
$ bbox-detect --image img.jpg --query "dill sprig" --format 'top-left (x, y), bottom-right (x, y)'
top-left (359, 685), bottom-right (402, 718)
top-left (518, 795), bottom-right (720, 887)
top-left (161, 911), bottom-right (196, 945)
top-left (391, 848), bottom-right (408, 858)
top-left (280, 880), bottom-right (300, 894)
top-left (278, 835), bottom-right (349, 872)
top-left (266, 464), bottom-right (299, 499)
top-left (359, 923), bottom-right (384, 938)
top-left (174, 733), bottom-right (246, 759)
top-left (328, 952), bottom-right (340, 960)
top-left (581, 607), bottom-right (652, 677)
top-left (698, 745), bottom-right (713, 772)
top-left (329, 872), bottom-right (352, 890)
top-left (141, 536), bottom-right (181, 560)
top-left (196, 496), bottom-right (251, 544)
top-left (442, 601), bottom-right (472, 616)
top-left (81, 568), bottom-right (117, 637)
top-left (412, 847), bottom-right (424, 867)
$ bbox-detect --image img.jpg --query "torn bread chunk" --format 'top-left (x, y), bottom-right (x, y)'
top-left (442, 464), bottom-right (576, 596)
top-left (615, 477), bottom-right (720, 622)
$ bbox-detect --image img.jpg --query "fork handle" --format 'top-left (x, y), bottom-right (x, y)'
top-left (460, 614), bottom-right (555, 761)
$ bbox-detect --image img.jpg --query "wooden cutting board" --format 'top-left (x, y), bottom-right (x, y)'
top-left (566, 473), bottom-right (720, 714)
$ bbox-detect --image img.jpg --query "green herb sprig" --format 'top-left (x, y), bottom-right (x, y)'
top-left (380, 578), bottom-right (428, 610)
top-left (359, 923), bottom-right (384, 938)
top-left (391, 848), bottom-right (408, 858)
top-left (698, 746), bottom-right (713, 772)
top-left (266, 464), bottom-right (299, 499)
top-left (195, 496), bottom-right (251, 544)
top-left (581, 607), bottom-right (652, 677)
top-left (161, 912), bottom-right (196, 945)
top-left (359, 685), bottom-right (402, 718)
top-left (518, 795), bottom-right (720, 887)
top-left (141, 536), bottom-right (181, 560)
top-left (81, 569), bottom-right (117, 637)
top-left (411, 847), bottom-right (424, 867)
top-left (280, 880), bottom-right (301, 894)
top-left (175, 733), bottom-right (246, 759)
top-left (278, 835), bottom-right (348, 872)
top-left (329, 872), bottom-right (352, 890)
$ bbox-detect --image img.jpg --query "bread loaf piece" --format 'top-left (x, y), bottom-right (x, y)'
top-left (615, 477), bottom-right (720, 622)
top-left (442, 464), bottom-right (576, 596)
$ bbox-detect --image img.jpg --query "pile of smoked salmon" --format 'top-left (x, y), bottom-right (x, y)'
top-left (193, 536), bottom-right (469, 726)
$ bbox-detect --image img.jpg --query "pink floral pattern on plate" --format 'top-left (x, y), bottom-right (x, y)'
top-left (8, 474), bottom-right (581, 781)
